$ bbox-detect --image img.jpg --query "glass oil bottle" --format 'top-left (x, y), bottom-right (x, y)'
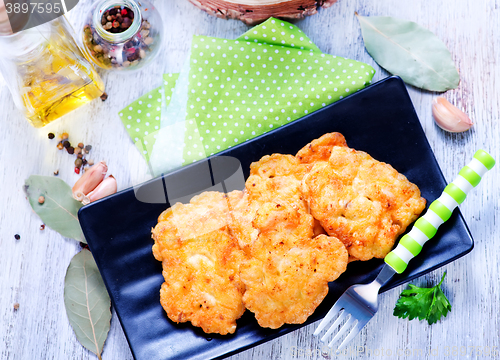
top-left (0, 16), bottom-right (105, 127)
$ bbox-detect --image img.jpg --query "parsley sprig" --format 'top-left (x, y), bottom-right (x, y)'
top-left (393, 272), bottom-right (451, 325)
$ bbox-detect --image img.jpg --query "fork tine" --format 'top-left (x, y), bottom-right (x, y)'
top-left (313, 302), bottom-right (343, 336)
top-left (328, 315), bottom-right (357, 347)
top-left (335, 319), bottom-right (367, 350)
top-left (320, 309), bottom-right (347, 343)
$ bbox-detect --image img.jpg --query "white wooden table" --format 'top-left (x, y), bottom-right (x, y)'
top-left (1, 0), bottom-right (499, 359)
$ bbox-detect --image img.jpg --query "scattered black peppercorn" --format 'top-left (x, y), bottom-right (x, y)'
top-left (14, 234), bottom-right (20, 240)
top-left (48, 133), bottom-right (55, 139)
top-left (100, 92), bottom-right (108, 101)
top-left (13, 303), bottom-right (19, 311)
top-left (53, 132), bottom-right (94, 175)
top-left (40, 224), bottom-right (45, 230)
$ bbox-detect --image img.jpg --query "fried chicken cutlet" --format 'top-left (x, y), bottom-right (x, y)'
top-left (151, 192), bottom-right (246, 335)
top-left (227, 154), bottom-right (310, 252)
top-left (231, 155), bottom-right (348, 328)
top-left (239, 201), bottom-right (348, 328)
top-left (300, 144), bottom-right (426, 261)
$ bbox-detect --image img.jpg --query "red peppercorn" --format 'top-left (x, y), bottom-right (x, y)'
top-left (112, 20), bottom-right (120, 28)
top-left (121, 8), bottom-right (127, 16)
top-left (74, 167), bottom-right (80, 174)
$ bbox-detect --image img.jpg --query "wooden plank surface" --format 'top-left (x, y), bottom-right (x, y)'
top-left (1, 0), bottom-right (499, 359)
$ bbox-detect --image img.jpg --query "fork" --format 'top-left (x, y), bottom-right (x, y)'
top-left (313, 150), bottom-right (495, 349)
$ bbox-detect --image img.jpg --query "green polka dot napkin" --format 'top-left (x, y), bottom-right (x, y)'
top-left (119, 18), bottom-right (375, 175)
top-left (118, 73), bottom-right (179, 162)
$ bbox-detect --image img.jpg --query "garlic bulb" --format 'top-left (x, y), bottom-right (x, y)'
top-left (432, 97), bottom-right (473, 133)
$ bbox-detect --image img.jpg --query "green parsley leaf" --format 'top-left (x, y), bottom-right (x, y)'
top-left (393, 272), bottom-right (451, 325)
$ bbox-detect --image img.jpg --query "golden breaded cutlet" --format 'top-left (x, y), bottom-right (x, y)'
top-left (151, 192), bottom-right (246, 335)
top-left (247, 153), bottom-right (326, 236)
top-left (229, 154), bottom-right (325, 252)
top-left (230, 154), bottom-right (348, 328)
top-left (239, 201), bottom-right (348, 329)
top-left (228, 154), bottom-right (309, 252)
top-left (301, 145), bottom-right (426, 261)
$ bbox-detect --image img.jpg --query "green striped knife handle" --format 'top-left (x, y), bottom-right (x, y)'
top-left (385, 150), bottom-right (495, 274)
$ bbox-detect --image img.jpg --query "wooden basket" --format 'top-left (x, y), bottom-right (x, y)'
top-left (186, 0), bottom-right (338, 25)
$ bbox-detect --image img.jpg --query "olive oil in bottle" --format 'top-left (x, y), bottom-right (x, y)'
top-left (0, 17), bottom-right (105, 127)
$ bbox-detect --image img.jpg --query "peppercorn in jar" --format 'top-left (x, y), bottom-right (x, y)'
top-left (81, 0), bottom-right (163, 71)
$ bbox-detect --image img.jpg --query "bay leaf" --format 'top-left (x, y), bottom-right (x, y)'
top-left (64, 248), bottom-right (111, 360)
top-left (24, 175), bottom-right (86, 243)
top-left (356, 14), bottom-right (460, 91)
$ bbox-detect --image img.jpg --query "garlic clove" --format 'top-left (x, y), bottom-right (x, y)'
top-left (432, 97), bottom-right (473, 133)
top-left (72, 161), bottom-right (108, 201)
top-left (88, 175), bottom-right (117, 203)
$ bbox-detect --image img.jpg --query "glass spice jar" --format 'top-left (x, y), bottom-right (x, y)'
top-left (0, 16), bottom-right (105, 128)
top-left (81, 0), bottom-right (163, 71)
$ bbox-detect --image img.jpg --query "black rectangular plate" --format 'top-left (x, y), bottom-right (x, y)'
top-left (79, 76), bottom-right (473, 360)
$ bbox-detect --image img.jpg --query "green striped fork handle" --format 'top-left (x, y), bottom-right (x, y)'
top-left (385, 150), bottom-right (495, 274)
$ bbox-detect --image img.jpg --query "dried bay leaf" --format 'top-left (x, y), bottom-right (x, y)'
top-left (356, 14), bottom-right (459, 91)
top-left (64, 248), bottom-right (111, 360)
top-left (25, 175), bottom-right (86, 243)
